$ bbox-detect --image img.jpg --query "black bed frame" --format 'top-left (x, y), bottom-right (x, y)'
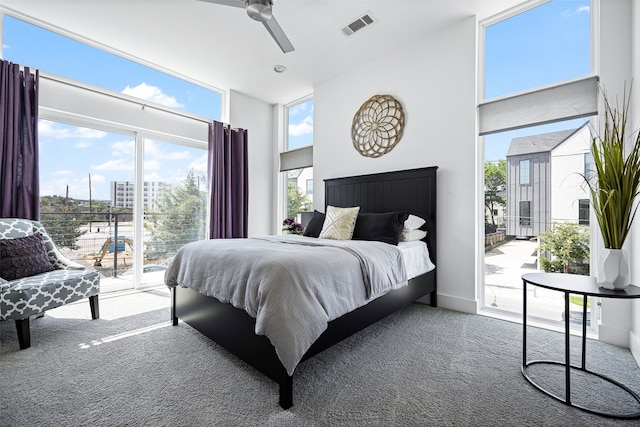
top-left (171, 166), bottom-right (438, 409)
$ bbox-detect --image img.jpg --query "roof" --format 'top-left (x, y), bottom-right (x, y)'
top-left (506, 127), bottom-right (580, 157)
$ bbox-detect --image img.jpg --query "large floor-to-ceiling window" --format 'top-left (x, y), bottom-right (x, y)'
top-left (1, 13), bottom-right (221, 290)
top-left (280, 96), bottom-right (313, 230)
top-left (480, 0), bottom-right (595, 330)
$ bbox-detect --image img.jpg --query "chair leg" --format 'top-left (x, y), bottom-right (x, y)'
top-left (89, 295), bottom-right (100, 319)
top-left (15, 318), bottom-right (31, 349)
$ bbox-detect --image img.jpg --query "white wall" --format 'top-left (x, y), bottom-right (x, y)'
top-left (314, 16), bottom-right (479, 313)
top-left (228, 89), bottom-right (276, 237)
top-left (597, 0), bottom-right (637, 350)
top-left (550, 126), bottom-right (590, 223)
top-left (629, 0), bottom-right (640, 365)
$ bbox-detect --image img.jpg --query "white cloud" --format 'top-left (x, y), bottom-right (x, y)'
top-left (75, 140), bottom-right (92, 149)
top-left (190, 153), bottom-right (208, 173)
top-left (144, 171), bottom-right (165, 182)
top-left (111, 140), bottom-right (135, 157)
top-left (41, 174), bottom-right (93, 200)
top-left (122, 82), bottom-right (184, 109)
top-left (563, 4), bottom-right (589, 17)
top-left (92, 158), bottom-right (134, 172)
top-left (289, 103), bottom-right (307, 115)
top-left (89, 174), bottom-right (106, 184)
top-left (289, 115), bottom-right (313, 136)
top-left (144, 159), bottom-right (162, 172)
top-left (39, 120), bottom-right (107, 140)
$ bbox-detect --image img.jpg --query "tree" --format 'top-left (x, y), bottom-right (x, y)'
top-left (484, 160), bottom-right (507, 226)
top-left (39, 197), bottom-right (87, 249)
top-left (538, 222), bottom-right (590, 274)
top-left (287, 180), bottom-right (311, 219)
top-left (146, 169), bottom-right (208, 257)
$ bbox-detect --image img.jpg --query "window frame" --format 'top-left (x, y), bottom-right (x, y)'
top-left (519, 201), bottom-right (531, 226)
top-left (478, 0), bottom-right (597, 327)
top-left (1, 13), bottom-right (221, 290)
top-left (519, 159), bottom-right (531, 185)
top-left (579, 198), bottom-right (590, 225)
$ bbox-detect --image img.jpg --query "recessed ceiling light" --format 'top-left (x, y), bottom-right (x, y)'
top-left (273, 65), bottom-right (287, 73)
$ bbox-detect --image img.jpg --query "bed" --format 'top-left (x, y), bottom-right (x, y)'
top-left (166, 166), bottom-right (437, 408)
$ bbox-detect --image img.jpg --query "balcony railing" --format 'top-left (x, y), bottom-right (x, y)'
top-left (39, 212), bottom-right (206, 279)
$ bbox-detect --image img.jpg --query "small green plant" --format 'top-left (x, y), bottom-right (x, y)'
top-left (538, 222), bottom-right (589, 275)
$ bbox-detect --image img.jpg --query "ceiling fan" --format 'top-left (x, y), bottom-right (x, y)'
top-left (199, 0), bottom-right (294, 53)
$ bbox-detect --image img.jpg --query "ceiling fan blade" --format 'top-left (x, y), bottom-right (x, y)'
top-left (197, 0), bottom-right (245, 9)
top-left (262, 15), bottom-right (295, 53)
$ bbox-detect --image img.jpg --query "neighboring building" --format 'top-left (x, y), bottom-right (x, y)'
top-left (506, 123), bottom-right (591, 238)
top-left (110, 181), bottom-right (169, 210)
top-left (288, 168), bottom-right (313, 212)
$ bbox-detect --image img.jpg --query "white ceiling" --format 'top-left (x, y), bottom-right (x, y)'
top-left (1, 0), bottom-right (525, 105)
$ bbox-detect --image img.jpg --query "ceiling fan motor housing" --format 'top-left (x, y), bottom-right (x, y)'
top-left (246, 0), bottom-right (272, 21)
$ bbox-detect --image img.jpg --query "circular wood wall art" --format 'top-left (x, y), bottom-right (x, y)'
top-left (351, 94), bottom-right (405, 158)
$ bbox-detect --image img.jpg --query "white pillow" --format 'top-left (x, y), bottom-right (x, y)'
top-left (404, 214), bottom-right (426, 230)
top-left (319, 206), bottom-right (360, 240)
top-left (400, 229), bottom-right (427, 242)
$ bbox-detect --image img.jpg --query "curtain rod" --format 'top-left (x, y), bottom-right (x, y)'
top-left (39, 72), bottom-right (230, 127)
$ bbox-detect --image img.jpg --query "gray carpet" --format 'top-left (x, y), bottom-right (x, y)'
top-left (2, 286), bottom-right (640, 426)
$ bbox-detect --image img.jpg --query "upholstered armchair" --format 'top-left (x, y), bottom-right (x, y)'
top-left (0, 218), bottom-right (100, 349)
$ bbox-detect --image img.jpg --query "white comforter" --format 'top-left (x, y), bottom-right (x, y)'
top-left (164, 235), bottom-right (409, 375)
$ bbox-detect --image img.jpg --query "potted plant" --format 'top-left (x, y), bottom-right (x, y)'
top-left (584, 85), bottom-right (640, 289)
top-left (282, 217), bottom-right (304, 235)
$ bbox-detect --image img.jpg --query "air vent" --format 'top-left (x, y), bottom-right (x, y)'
top-left (340, 12), bottom-right (377, 37)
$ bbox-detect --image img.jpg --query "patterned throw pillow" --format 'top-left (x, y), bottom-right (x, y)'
top-left (0, 233), bottom-right (54, 281)
top-left (319, 206), bottom-right (360, 240)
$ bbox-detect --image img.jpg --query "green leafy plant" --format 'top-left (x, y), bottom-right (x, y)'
top-left (584, 85), bottom-right (640, 249)
top-left (538, 222), bottom-right (590, 274)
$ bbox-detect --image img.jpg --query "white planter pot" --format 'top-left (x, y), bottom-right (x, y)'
top-left (597, 248), bottom-right (630, 290)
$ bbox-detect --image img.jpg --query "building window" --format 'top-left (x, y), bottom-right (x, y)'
top-left (584, 153), bottom-right (592, 178)
top-left (306, 179), bottom-right (313, 195)
top-left (519, 159), bottom-right (530, 185)
top-left (579, 199), bottom-right (590, 225)
top-left (519, 201), bottom-right (531, 226)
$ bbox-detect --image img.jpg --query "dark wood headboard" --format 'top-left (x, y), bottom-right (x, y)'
top-left (324, 166), bottom-right (437, 265)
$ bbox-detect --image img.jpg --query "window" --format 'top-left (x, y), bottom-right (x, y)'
top-left (287, 98), bottom-right (313, 150)
top-left (484, 0), bottom-right (590, 99)
top-left (584, 153), bottom-right (592, 178)
top-left (3, 15), bottom-right (220, 291)
top-left (519, 201), bottom-right (531, 226)
top-left (519, 160), bottom-right (531, 185)
top-left (579, 199), bottom-right (590, 225)
top-left (281, 97), bottom-right (313, 226)
top-left (2, 15), bottom-right (220, 118)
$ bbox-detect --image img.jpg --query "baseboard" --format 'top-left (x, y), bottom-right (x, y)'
top-left (598, 323), bottom-right (630, 348)
top-left (630, 329), bottom-right (640, 368)
top-left (431, 293), bottom-right (478, 314)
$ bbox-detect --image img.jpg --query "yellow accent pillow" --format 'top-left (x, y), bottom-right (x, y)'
top-left (319, 206), bottom-right (360, 240)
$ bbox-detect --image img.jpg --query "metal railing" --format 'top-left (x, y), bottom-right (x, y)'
top-left (39, 212), bottom-right (206, 278)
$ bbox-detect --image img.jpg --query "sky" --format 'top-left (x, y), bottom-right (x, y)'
top-left (1, 0), bottom-right (589, 197)
top-left (484, 0), bottom-right (591, 162)
top-left (1, 14), bottom-right (313, 201)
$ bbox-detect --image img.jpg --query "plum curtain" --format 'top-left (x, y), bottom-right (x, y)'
top-left (207, 121), bottom-right (248, 238)
top-left (0, 60), bottom-right (40, 220)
